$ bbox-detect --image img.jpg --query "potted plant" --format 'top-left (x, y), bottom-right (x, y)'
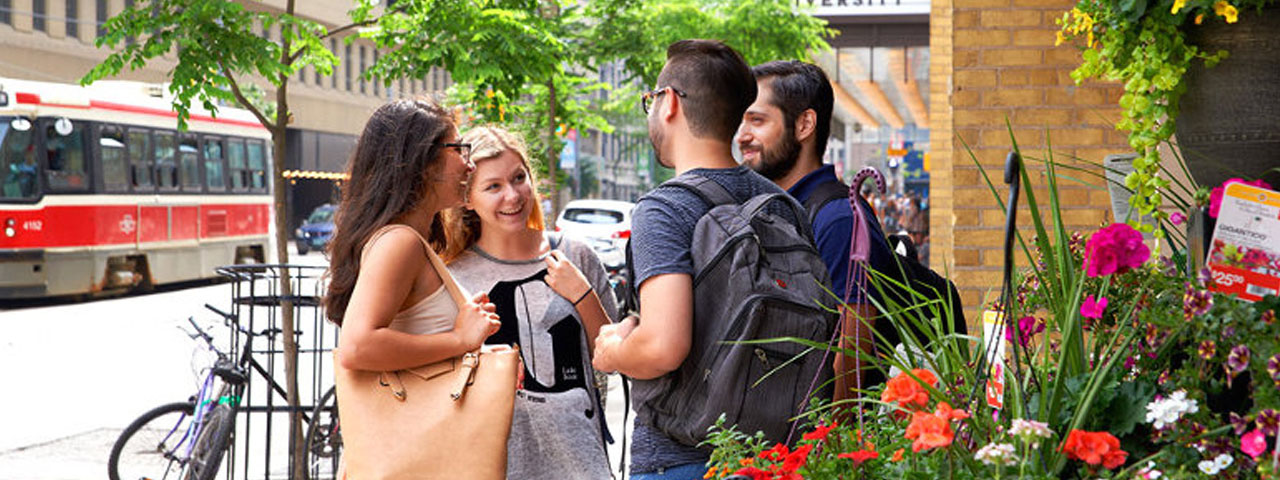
top-left (1057, 0), bottom-right (1280, 237)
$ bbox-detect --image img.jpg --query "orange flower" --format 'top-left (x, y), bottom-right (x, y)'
top-left (1062, 429), bottom-right (1128, 469)
top-left (904, 410), bottom-right (955, 452)
top-left (738, 458), bottom-right (755, 467)
top-left (891, 448), bottom-right (905, 462)
top-left (881, 369), bottom-right (938, 410)
top-left (935, 402), bottom-right (971, 421)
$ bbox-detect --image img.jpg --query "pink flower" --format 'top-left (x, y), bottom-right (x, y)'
top-left (1081, 295), bottom-right (1108, 319)
top-left (1084, 223), bottom-right (1150, 277)
top-left (1240, 429), bottom-right (1267, 459)
top-left (1005, 316), bottom-right (1044, 348)
top-left (1170, 211), bottom-right (1187, 226)
top-left (1210, 178), bottom-right (1273, 218)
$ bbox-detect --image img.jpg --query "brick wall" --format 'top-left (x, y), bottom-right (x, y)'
top-left (929, 0), bottom-right (1130, 320)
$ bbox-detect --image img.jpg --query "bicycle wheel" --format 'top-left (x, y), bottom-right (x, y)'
top-left (108, 402), bottom-right (195, 480)
top-left (304, 386), bottom-right (342, 480)
top-left (185, 403), bottom-right (235, 480)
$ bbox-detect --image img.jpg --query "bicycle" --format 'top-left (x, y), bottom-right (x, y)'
top-left (108, 304), bottom-right (274, 480)
top-left (303, 385), bottom-right (341, 479)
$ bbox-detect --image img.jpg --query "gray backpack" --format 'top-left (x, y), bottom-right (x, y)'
top-left (630, 175), bottom-right (839, 448)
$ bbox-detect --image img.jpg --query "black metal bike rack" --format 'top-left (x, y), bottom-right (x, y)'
top-left (214, 264), bottom-right (337, 480)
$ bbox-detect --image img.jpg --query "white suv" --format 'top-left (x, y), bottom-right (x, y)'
top-left (554, 199), bottom-right (635, 269)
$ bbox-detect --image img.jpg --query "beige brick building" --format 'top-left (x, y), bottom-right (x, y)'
top-left (0, 0), bottom-right (451, 225)
top-left (928, 0), bottom-right (1128, 319)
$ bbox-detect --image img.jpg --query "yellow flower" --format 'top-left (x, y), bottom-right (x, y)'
top-left (1088, 29), bottom-right (1095, 48)
top-left (1214, 0), bottom-right (1239, 23)
top-left (1196, 13), bottom-right (1205, 24)
top-left (1056, 30), bottom-right (1067, 46)
top-left (1171, 0), bottom-right (1187, 14)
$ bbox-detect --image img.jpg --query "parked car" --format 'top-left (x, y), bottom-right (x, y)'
top-left (295, 204), bottom-right (336, 255)
top-left (555, 199), bottom-right (635, 268)
top-left (555, 199), bottom-right (636, 308)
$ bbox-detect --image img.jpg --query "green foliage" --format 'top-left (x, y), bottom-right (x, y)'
top-left (82, 0), bottom-right (337, 130)
top-left (1057, 0), bottom-right (1276, 237)
top-left (361, 0), bottom-right (833, 196)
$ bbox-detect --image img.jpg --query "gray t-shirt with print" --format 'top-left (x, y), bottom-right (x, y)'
top-left (449, 234), bottom-right (619, 480)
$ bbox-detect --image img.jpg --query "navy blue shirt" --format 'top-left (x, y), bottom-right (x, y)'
top-left (786, 165), bottom-right (895, 304)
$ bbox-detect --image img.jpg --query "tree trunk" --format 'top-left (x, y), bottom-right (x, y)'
top-left (276, 3), bottom-right (304, 478)
top-left (547, 79), bottom-right (560, 219)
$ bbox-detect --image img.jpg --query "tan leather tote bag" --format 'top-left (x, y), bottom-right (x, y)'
top-left (334, 230), bottom-right (519, 480)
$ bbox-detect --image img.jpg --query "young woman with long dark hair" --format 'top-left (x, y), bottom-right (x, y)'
top-left (324, 99), bottom-right (500, 374)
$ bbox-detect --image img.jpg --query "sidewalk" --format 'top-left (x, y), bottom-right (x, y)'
top-left (0, 371), bottom-right (633, 479)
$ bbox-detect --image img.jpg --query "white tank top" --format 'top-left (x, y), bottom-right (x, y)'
top-left (361, 225), bottom-right (463, 335)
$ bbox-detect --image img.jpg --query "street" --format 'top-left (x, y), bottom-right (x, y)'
top-left (0, 247), bottom-right (631, 479)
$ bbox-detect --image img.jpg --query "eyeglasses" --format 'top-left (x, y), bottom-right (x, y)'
top-left (641, 86), bottom-right (687, 114)
top-left (442, 142), bottom-right (472, 164)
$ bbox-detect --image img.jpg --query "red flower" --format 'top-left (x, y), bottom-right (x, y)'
top-left (838, 449), bottom-right (880, 466)
top-left (905, 410), bottom-right (954, 452)
top-left (730, 466), bottom-right (772, 480)
top-left (1084, 223), bottom-right (1150, 277)
top-left (759, 443), bottom-right (789, 462)
top-left (782, 444), bottom-right (813, 473)
top-left (881, 369), bottom-right (938, 411)
top-left (1062, 429), bottom-right (1127, 469)
top-left (802, 422), bottom-right (837, 441)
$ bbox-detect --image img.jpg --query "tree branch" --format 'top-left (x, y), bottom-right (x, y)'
top-left (217, 60), bottom-right (276, 130)
top-left (287, 3), bottom-right (410, 63)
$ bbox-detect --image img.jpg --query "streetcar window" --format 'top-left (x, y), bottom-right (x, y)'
top-left (227, 139), bottom-right (247, 191)
top-left (127, 129), bottom-right (153, 190)
top-left (0, 117), bottom-right (38, 200)
top-left (203, 137), bottom-right (226, 191)
top-left (179, 135), bottom-right (200, 191)
top-left (154, 131), bottom-right (177, 190)
top-left (43, 118), bottom-right (88, 192)
top-left (246, 141), bottom-right (267, 192)
top-left (99, 126), bottom-right (128, 192)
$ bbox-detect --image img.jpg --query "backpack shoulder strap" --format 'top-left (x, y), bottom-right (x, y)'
top-left (803, 180), bottom-right (851, 227)
top-left (664, 174), bottom-right (737, 208)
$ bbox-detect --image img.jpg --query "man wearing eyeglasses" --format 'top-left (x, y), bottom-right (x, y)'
top-left (591, 40), bottom-right (804, 480)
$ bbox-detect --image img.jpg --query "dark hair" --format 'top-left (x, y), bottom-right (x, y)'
top-left (323, 99), bottom-right (455, 325)
top-left (657, 39), bottom-right (757, 142)
top-left (751, 60), bottom-right (834, 154)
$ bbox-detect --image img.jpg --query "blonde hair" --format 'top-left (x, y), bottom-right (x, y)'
top-left (439, 125), bottom-right (546, 263)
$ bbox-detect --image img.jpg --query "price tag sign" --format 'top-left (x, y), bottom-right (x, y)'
top-left (1207, 183), bottom-right (1280, 301)
top-left (981, 310), bottom-right (1006, 410)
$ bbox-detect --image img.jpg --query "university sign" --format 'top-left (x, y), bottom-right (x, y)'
top-left (796, 0), bottom-right (930, 16)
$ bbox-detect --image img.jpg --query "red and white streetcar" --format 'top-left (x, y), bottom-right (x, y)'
top-left (0, 77), bottom-right (273, 300)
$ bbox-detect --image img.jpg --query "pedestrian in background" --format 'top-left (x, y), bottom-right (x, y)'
top-left (439, 125), bottom-right (617, 480)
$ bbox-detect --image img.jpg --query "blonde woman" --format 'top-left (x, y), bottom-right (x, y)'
top-left (440, 126), bottom-right (618, 479)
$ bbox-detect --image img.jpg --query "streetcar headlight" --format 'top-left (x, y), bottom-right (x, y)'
top-left (4, 218), bottom-right (13, 237)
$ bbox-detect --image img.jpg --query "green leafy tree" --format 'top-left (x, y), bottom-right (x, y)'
top-left (82, 2), bottom-right (379, 476)
top-left (358, 0), bottom-right (833, 211)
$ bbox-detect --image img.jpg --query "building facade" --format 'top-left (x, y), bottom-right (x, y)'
top-left (0, 0), bottom-right (451, 231)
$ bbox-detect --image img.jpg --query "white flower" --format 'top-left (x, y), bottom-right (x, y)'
top-left (1137, 460), bottom-right (1163, 479)
top-left (1009, 418), bottom-right (1053, 447)
top-left (1213, 453), bottom-right (1233, 470)
top-left (974, 442), bottom-right (1018, 466)
top-left (1198, 459), bottom-right (1220, 475)
top-left (1144, 390), bottom-right (1199, 430)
